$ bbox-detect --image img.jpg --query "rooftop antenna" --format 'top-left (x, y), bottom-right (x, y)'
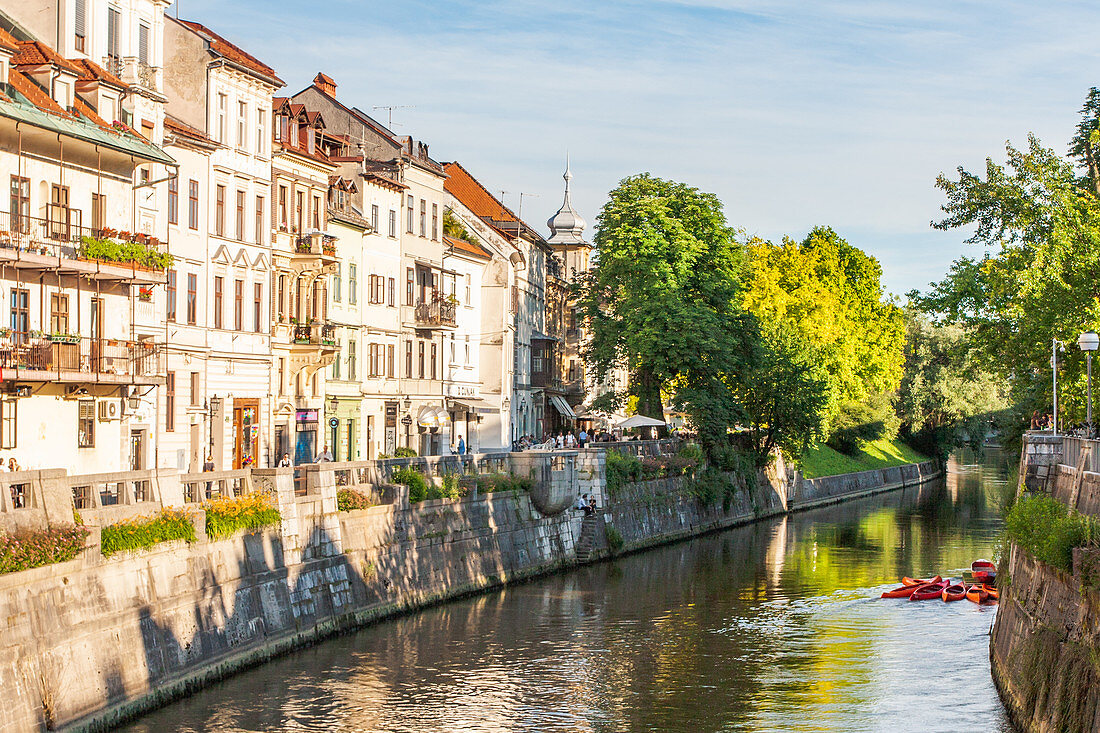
top-left (498, 191), bottom-right (510, 223)
top-left (518, 192), bottom-right (539, 241)
top-left (372, 105), bottom-right (414, 129)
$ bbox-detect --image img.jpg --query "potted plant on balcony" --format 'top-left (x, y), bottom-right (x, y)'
top-left (0, 327), bottom-right (11, 341)
top-left (137, 285), bottom-right (153, 302)
top-left (296, 239), bottom-right (312, 254)
top-left (47, 332), bottom-right (79, 344)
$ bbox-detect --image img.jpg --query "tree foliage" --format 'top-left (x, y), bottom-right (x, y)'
top-left (912, 89), bottom-right (1100, 421)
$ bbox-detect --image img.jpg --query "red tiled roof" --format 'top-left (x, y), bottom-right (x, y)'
top-left (177, 19), bottom-right (283, 85)
top-left (445, 234), bottom-right (492, 260)
top-left (13, 40), bottom-right (83, 75)
top-left (7, 67), bottom-right (66, 115)
top-left (70, 57), bottom-right (126, 89)
top-left (443, 161), bottom-right (541, 240)
top-left (314, 72), bottom-right (335, 86)
top-left (0, 27), bottom-right (19, 52)
top-left (165, 115), bottom-right (214, 144)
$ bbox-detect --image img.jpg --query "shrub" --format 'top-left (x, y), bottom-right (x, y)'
top-left (337, 488), bottom-right (373, 512)
top-left (393, 447), bottom-right (417, 458)
top-left (678, 442), bottom-right (704, 462)
top-left (0, 524), bottom-right (89, 574)
top-left (394, 467), bottom-right (428, 503)
top-left (203, 492), bottom-right (281, 540)
top-left (1005, 495), bottom-right (1098, 573)
top-left (440, 472), bottom-right (465, 500)
top-left (606, 450), bottom-right (643, 498)
top-left (606, 525), bottom-right (624, 553)
top-left (100, 508), bottom-right (196, 557)
top-left (475, 472), bottom-right (533, 494)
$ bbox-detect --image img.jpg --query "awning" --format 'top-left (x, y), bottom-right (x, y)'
top-left (417, 405), bottom-right (449, 428)
top-left (548, 394), bottom-right (577, 419)
top-left (450, 398), bottom-right (497, 415)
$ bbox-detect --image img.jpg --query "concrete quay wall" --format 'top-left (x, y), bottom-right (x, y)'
top-left (0, 453), bottom-right (937, 732)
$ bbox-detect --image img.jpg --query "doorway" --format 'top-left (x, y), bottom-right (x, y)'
top-left (129, 429), bottom-right (145, 471)
top-left (232, 399), bottom-right (259, 468)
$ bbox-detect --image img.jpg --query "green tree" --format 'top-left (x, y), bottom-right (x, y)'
top-left (743, 227), bottom-right (906, 425)
top-left (896, 311), bottom-right (1009, 457)
top-left (579, 174), bottom-right (748, 425)
top-left (914, 90), bottom-right (1100, 420)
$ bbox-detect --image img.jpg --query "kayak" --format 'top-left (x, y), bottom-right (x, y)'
top-left (941, 583), bottom-right (967, 602)
top-left (910, 581), bottom-right (950, 601)
top-left (965, 585), bottom-right (995, 604)
top-left (972, 560), bottom-right (996, 573)
top-left (981, 583), bottom-right (999, 602)
top-left (882, 584), bottom-right (920, 599)
top-left (903, 575), bottom-right (942, 587)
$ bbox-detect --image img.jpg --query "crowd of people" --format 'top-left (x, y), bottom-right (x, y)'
top-left (513, 428), bottom-right (636, 452)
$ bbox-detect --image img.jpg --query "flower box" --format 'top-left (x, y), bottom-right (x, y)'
top-left (47, 334), bottom-right (79, 344)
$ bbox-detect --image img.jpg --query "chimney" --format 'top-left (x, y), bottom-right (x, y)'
top-left (313, 72), bottom-right (337, 97)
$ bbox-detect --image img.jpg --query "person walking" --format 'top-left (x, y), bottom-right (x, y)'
top-left (457, 436), bottom-right (466, 455)
top-left (578, 428), bottom-right (588, 448)
top-left (555, 432), bottom-right (564, 449)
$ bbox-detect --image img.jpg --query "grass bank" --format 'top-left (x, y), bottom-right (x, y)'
top-left (800, 438), bottom-right (928, 479)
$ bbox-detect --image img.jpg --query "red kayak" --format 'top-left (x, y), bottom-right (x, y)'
top-left (882, 584), bottom-right (920, 599)
top-left (941, 583), bottom-right (966, 602)
top-left (966, 584), bottom-right (999, 604)
top-left (903, 575), bottom-right (942, 587)
top-left (909, 580), bottom-right (950, 601)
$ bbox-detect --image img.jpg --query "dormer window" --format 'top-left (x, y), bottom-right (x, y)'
top-left (306, 127), bottom-right (315, 155)
top-left (53, 79), bottom-right (71, 109)
top-left (290, 119), bottom-right (299, 146)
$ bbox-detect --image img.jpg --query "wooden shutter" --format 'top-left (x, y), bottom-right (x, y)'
top-left (107, 7), bottom-right (119, 57)
top-left (138, 24), bottom-right (150, 65)
top-left (74, 0), bottom-right (86, 39)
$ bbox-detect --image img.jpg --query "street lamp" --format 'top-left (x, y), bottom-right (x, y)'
top-left (1080, 331), bottom-right (1100, 424)
top-left (1053, 339), bottom-right (1066, 435)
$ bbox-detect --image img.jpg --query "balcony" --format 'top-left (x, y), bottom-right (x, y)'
top-left (0, 211), bottom-right (169, 284)
top-left (0, 336), bottom-right (163, 385)
top-left (102, 56), bottom-right (161, 93)
top-left (289, 233), bottom-right (338, 276)
top-left (414, 292), bottom-right (457, 329)
top-left (291, 322), bottom-right (337, 349)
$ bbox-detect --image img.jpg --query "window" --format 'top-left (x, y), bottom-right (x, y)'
top-left (430, 342), bottom-right (437, 380)
top-left (368, 343), bottom-right (377, 377)
top-left (190, 372), bottom-right (200, 406)
top-left (371, 204), bottom-right (379, 231)
top-left (334, 343), bottom-right (341, 379)
top-left (255, 196), bottom-right (265, 244)
top-left (138, 23), bottom-right (150, 65)
top-left (74, 0), bottom-right (86, 51)
top-left (50, 293), bottom-right (69, 334)
top-left (387, 344), bottom-right (395, 377)
top-left (278, 185), bottom-right (288, 230)
top-left (307, 127), bottom-right (315, 155)
top-left (419, 199), bottom-right (426, 237)
top-left (10, 288), bottom-right (28, 343)
top-left (569, 360), bottom-right (577, 382)
top-left (10, 177), bottom-right (29, 234)
top-left (295, 190), bottom-right (304, 232)
top-left (465, 274), bottom-right (471, 305)
top-left (256, 107), bottom-right (266, 156)
top-left (254, 283), bottom-right (263, 333)
top-left (333, 264), bottom-right (342, 302)
top-left (465, 338), bottom-right (470, 365)
top-left (237, 100), bottom-right (247, 149)
top-left (278, 275), bottom-right (286, 321)
top-left (432, 203), bottom-right (438, 240)
top-left (406, 194), bottom-right (414, 233)
top-left (234, 279), bottom-right (243, 330)
top-left (215, 185), bottom-right (225, 237)
top-left (214, 277), bottom-right (223, 329)
top-left (188, 179), bottom-right (199, 230)
top-left (405, 341), bottom-right (412, 378)
top-left (216, 93), bottom-right (227, 143)
top-left (235, 189), bottom-right (245, 240)
top-left (450, 339), bottom-right (455, 365)
top-left (78, 400), bottom-right (94, 447)
top-left (166, 270), bottom-right (177, 322)
top-left (106, 6), bottom-right (120, 64)
top-left (312, 194), bottom-right (321, 230)
top-left (167, 178), bottom-right (178, 225)
top-left (165, 372), bottom-right (175, 432)
top-left (418, 341), bottom-right (425, 379)
top-left (389, 209), bottom-right (396, 237)
top-left (348, 264), bottom-right (357, 305)
top-left (511, 285), bottom-right (519, 313)
top-left (0, 397), bottom-right (16, 449)
top-left (186, 274), bottom-right (197, 325)
top-left (348, 340), bottom-right (357, 380)
top-left (388, 277), bottom-right (395, 307)
top-left (406, 267), bottom-right (414, 306)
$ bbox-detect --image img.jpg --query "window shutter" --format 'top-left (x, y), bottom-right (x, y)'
top-left (107, 8), bottom-right (119, 57)
top-left (138, 24), bottom-right (149, 64)
top-left (74, 0), bottom-right (86, 39)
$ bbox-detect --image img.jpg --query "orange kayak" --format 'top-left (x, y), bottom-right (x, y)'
top-left (903, 575), bottom-right (942, 587)
top-left (966, 585), bottom-right (994, 604)
top-left (981, 583), bottom-right (998, 601)
top-left (942, 583), bottom-right (966, 602)
top-left (882, 584), bottom-right (920, 599)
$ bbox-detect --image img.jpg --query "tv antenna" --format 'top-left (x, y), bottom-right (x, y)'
top-left (372, 105), bottom-right (414, 129)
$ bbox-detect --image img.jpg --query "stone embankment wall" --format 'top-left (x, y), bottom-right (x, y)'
top-left (992, 432), bottom-right (1100, 733)
top-left (0, 448), bottom-right (938, 733)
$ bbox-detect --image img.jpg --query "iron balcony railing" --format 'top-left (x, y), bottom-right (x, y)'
top-left (0, 336), bottom-right (163, 381)
top-left (295, 233), bottom-right (337, 258)
top-left (414, 292), bottom-right (457, 328)
top-left (291, 322), bottom-right (337, 347)
top-left (0, 210), bottom-right (167, 265)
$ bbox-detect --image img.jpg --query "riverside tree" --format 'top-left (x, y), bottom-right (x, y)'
top-left (914, 88), bottom-right (1100, 420)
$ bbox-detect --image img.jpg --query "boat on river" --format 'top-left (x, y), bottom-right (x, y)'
top-left (941, 583), bottom-right (967, 602)
top-left (903, 575), bottom-right (941, 587)
top-left (910, 580), bottom-right (950, 601)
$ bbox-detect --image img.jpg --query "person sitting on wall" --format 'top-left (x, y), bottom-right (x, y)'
top-left (583, 497), bottom-right (596, 516)
top-left (575, 493), bottom-right (588, 512)
top-left (315, 445), bottom-right (333, 463)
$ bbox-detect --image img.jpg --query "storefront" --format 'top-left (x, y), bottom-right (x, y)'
top-left (232, 398), bottom-right (261, 468)
top-left (293, 408), bottom-right (319, 465)
top-left (326, 397), bottom-right (361, 462)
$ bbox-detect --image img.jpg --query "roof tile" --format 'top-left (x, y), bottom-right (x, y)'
top-left (178, 19), bottom-right (284, 85)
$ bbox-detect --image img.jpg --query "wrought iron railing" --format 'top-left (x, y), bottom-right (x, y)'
top-left (0, 210), bottom-right (167, 265)
top-left (414, 293), bottom-right (457, 327)
top-left (291, 322), bottom-right (337, 348)
top-left (294, 233), bottom-right (337, 258)
top-left (0, 336), bottom-right (162, 379)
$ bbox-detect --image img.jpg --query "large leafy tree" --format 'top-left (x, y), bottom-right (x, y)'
top-left (579, 174), bottom-right (748, 424)
top-left (743, 226), bottom-right (906, 417)
top-left (913, 89), bottom-right (1100, 419)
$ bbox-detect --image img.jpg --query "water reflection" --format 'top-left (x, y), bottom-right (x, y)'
top-left (120, 449), bottom-right (1014, 732)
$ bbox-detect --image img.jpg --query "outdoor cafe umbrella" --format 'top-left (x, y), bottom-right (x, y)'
top-left (615, 415), bottom-right (667, 429)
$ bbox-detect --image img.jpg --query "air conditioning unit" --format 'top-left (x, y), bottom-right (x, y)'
top-left (98, 400), bottom-right (121, 421)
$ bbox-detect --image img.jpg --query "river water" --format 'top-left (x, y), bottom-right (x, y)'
top-left (120, 449), bottom-right (1015, 732)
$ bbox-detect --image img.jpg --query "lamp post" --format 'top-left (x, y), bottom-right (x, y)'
top-left (1053, 339), bottom-right (1065, 435)
top-left (1080, 331), bottom-right (1100, 425)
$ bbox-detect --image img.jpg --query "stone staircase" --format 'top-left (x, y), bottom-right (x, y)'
top-left (575, 513), bottom-right (606, 562)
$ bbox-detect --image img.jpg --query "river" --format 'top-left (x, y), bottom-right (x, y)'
top-left (119, 449), bottom-right (1015, 732)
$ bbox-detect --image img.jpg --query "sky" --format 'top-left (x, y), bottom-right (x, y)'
top-left (170, 0), bottom-right (1100, 296)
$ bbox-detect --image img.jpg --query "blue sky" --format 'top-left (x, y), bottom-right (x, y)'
top-left (173, 0), bottom-right (1100, 295)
